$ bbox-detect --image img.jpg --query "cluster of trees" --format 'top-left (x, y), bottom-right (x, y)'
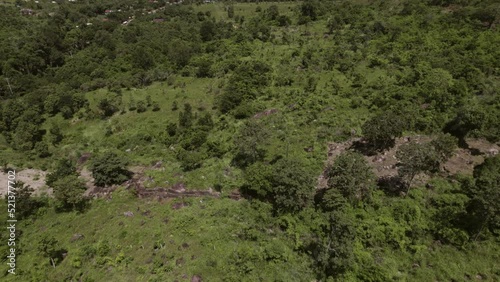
top-left (165, 102), bottom-right (221, 171)
top-left (1, 0), bottom-right (499, 280)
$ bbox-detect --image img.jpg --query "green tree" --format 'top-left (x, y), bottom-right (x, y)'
top-left (166, 122), bottom-right (177, 137)
top-left (243, 162), bottom-right (273, 198)
top-left (300, 1), bottom-right (319, 21)
top-left (171, 101), bottom-right (178, 111)
top-left (418, 67), bottom-right (457, 112)
top-left (326, 15), bottom-right (342, 34)
top-left (325, 151), bottom-right (376, 205)
top-left (136, 100), bottom-right (147, 113)
top-left (233, 120), bottom-right (270, 167)
top-left (97, 96), bottom-right (121, 118)
top-left (430, 133), bottom-right (457, 163)
top-left (128, 97), bottom-right (137, 111)
top-left (49, 122), bottom-right (63, 145)
top-left (131, 46), bottom-right (155, 70)
top-left (197, 112), bottom-right (214, 129)
top-left (145, 95), bottom-right (152, 107)
top-left (227, 5), bottom-right (234, 19)
top-left (200, 20), bottom-right (216, 42)
top-left (179, 103), bottom-right (193, 128)
top-left (218, 60), bottom-right (271, 113)
top-left (10, 181), bottom-right (46, 219)
top-left (89, 152), bottom-right (130, 187)
top-left (52, 175), bottom-right (87, 211)
top-left (276, 15), bottom-right (291, 27)
top-left (176, 149), bottom-right (206, 171)
top-left (444, 107), bottom-right (485, 147)
top-left (246, 16), bottom-right (271, 41)
top-left (264, 5), bottom-right (279, 21)
top-left (37, 235), bottom-right (59, 268)
top-left (179, 129), bottom-right (208, 151)
top-left (306, 210), bottom-right (356, 279)
top-left (271, 158), bottom-right (315, 214)
top-left (396, 142), bottom-right (438, 192)
top-left (362, 111), bottom-right (406, 152)
top-left (46, 159), bottom-right (78, 187)
top-left (243, 158), bottom-right (315, 214)
top-left (467, 156), bottom-right (500, 237)
top-left (152, 101), bottom-right (160, 112)
top-left (12, 121), bottom-right (41, 151)
top-left (34, 141), bottom-right (50, 158)
top-left (167, 39), bottom-right (193, 68)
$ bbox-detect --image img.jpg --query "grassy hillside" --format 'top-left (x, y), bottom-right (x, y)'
top-left (1, 0), bottom-right (499, 281)
top-left (1, 190), bottom-right (315, 281)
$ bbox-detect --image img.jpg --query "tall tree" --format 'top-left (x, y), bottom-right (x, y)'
top-left (362, 111), bottom-right (406, 152)
top-left (271, 158), bottom-right (315, 214)
top-left (444, 107), bottom-right (485, 147)
top-left (326, 151), bottom-right (376, 205)
top-left (234, 120), bottom-right (270, 167)
top-left (52, 175), bottom-right (87, 211)
top-left (396, 142), bottom-right (437, 192)
top-left (466, 156), bottom-right (500, 238)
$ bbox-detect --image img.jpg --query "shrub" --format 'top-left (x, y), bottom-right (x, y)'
top-left (52, 175), bottom-right (87, 211)
top-left (325, 151), bottom-right (376, 205)
top-left (46, 159), bottom-right (78, 187)
top-left (136, 100), bottom-right (147, 113)
top-left (362, 111), bottom-right (406, 152)
top-left (89, 152), bottom-right (131, 187)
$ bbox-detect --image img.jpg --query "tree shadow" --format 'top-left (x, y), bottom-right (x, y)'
top-left (53, 248), bottom-right (68, 266)
top-left (455, 138), bottom-right (482, 156)
top-left (54, 197), bottom-right (91, 214)
top-left (230, 152), bottom-right (251, 168)
top-left (350, 139), bottom-right (395, 156)
top-left (230, 151), bottom-right (266, 169)
top-left (377, 175), bottom-right (406, 197)
top-left (2, 166), bottom-right (14, 173)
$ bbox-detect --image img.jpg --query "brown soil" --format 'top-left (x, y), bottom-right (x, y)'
top-left (0, 169), bottom-right (50, 196)
top-left (319, 136), bottom-right (499, 189)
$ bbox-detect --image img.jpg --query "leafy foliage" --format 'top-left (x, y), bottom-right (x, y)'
top-left (444, 107), bottom-right (486, 146)
top-left (46, 159), bottom-right (78, 187)
top-left (362, 111), bottom-right (406, 152)
top-left (89, 152), bottom-right (131, 187)
top-left (52, 175), bottom-right (87, 211)
top-left (233, 120), bottom-right (270, 167)
top-left (325, 151), bottom-right (376, 205)
top-left (217, 60), bottom-right (271, 114)
top-left (9, 181), bottom-right (46, 219)
top-left (467, 156), bottom-right (500, 235)
top-left (244, 158), bottom-right (315, 214)
top-left (396, 142), bottom-right (439, 190)
top-left (0, 0), bottom-right (499, 281)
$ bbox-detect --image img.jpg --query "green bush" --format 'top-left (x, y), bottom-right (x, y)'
top-left (325, 151), bottom-right (376, 205)
top-left (89, 152), bottom-right (131, 187)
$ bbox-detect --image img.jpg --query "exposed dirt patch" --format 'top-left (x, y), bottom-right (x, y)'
top-left (0, 169), bottom-right (50, 196)
top-left (319, 137), bottom-right (499, 189)
top-left (80, 167), bottom-right (97, 196)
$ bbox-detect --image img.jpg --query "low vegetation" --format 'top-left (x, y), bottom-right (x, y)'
top-left (0, 0), bottom-right (499, 281)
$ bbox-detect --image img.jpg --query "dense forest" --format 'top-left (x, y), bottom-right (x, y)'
top-left (0, 0), bottom-right (499, 281)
